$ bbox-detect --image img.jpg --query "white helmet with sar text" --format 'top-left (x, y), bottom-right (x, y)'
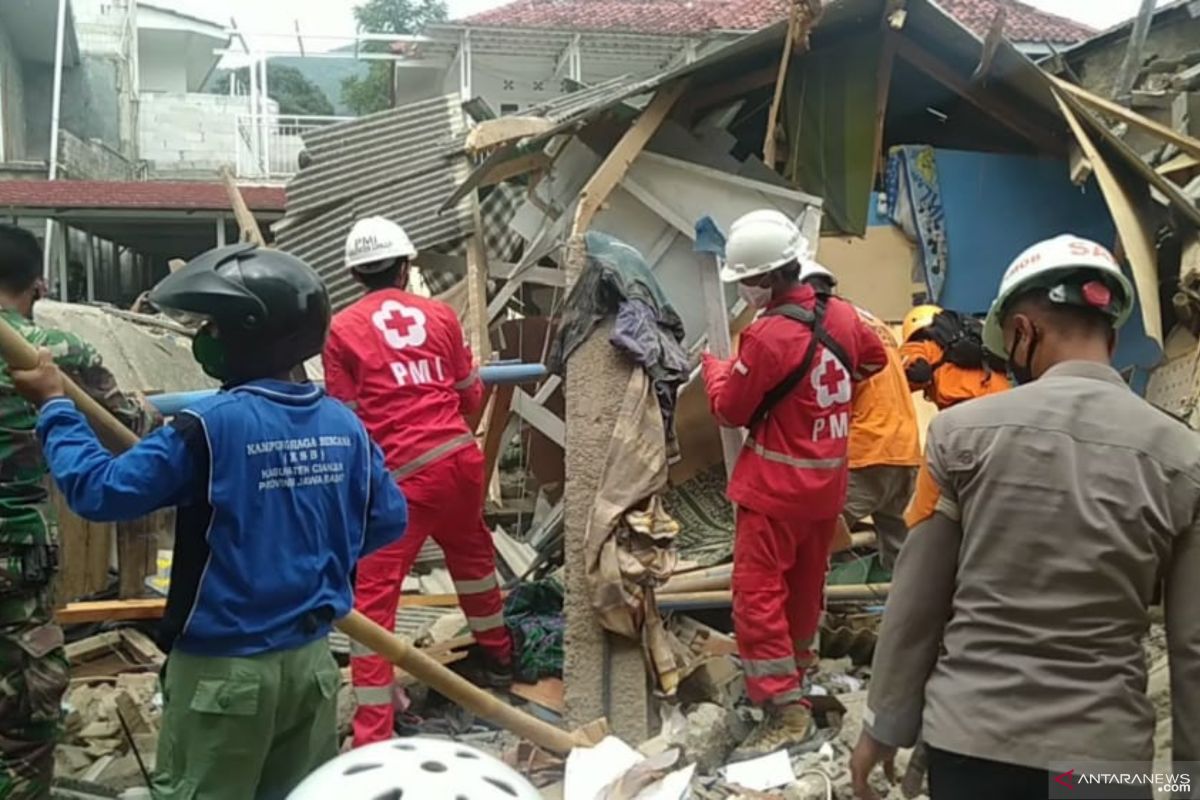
top-left (344, 216), bottom-right (418, 273)
top-left (721, 209), bottom-right (812, 283)
top-left (982, 234), bottom-right (1135, 357)
top-left (287, 738), bottom-right (540, 800)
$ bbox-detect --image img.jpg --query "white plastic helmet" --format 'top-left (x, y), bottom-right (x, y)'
top-left (344, 216), bottom-right (418, 273)
top-left (799, 257), bottom-right (835, 284)
top-left (287, 738), bottom-right (540, 800)
top-left (982, 234), bottom-right (1135, 356)
top-left (720, 209), bottom-right (811, 283)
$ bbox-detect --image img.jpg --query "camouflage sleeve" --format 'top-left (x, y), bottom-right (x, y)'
top-left (47, 331), bottom-right (162, 437)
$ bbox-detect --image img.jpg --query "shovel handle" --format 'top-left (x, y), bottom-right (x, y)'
top-left (335, 610), bottom-right (582, 755)
top-left (0, 314), bottom-right (139, 454)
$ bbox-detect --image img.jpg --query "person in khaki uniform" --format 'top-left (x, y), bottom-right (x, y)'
top-left (850, 235), bottom-right (1200, 799)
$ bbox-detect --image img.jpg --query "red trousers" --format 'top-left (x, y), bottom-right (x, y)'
top-left (350, 444), bottom-right (513, 746)
top-left (732, 507), bottom-right (837, 707)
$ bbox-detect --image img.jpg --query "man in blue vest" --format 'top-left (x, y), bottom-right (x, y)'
top-left (8, 244), bottom-right (410, 799)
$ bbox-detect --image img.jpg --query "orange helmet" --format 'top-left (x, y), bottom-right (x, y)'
top-left (902, 304), bottom-right (942, 343)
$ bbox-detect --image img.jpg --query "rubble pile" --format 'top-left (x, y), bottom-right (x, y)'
top-left (57, 673), bottom-right (160, 793)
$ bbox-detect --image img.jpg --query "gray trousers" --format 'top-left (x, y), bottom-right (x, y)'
top-left (843, 465), bottom-right (918, 570)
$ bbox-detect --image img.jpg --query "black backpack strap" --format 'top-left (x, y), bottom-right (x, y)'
top-left (749, 296), bottom-right (854, 428)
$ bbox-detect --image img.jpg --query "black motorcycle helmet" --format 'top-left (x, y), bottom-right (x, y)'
top-left (149, 244), bottom-right (331, 384)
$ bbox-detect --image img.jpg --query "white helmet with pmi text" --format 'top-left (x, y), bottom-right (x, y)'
top-left (287, 738), bottom-right (540, 800)
top-left (344, 216), bottom-right (418, 273)
top-left (982, 234), bottom-right (1135, 357)
top-left (721, 209), bottom-right (812, 283)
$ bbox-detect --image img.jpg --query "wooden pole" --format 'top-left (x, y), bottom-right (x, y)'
top-left (762, 5), bottom-right (801, 168)
top-left (219, 166), bottom-right (266, 247)
top-left (1111, 0), bottom-right (1157, 103)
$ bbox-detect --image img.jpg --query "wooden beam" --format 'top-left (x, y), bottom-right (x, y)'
top-left (1052, 75), bottom-right (1200, 162)
top-left (1051, 88), bottom-right (1162, 344)
top-left (480, 152), bottom-right (553, 188)
top-left (971, 7), bottom-right (1006, 84)
top-left (465, 193), bottom-right (491, 360)
top-left (465, 116), bottom-right (555, 155)
top-left (1069, 142), bottom-right (1093, 186)
top-left (218, 166), bottom-right (266, 247)
top-left (480, 384), bottom-right (516, 486)
top-left (686, 66), bottom-right (778, 117)
top-left (892, 35), bottom-right (1062, 154)
top-left (763, 7), bottom-right (802, 167)
top-left (571, 79), bottom-right (691, 237)
top-left (872, 35), bottom-right (898, 179)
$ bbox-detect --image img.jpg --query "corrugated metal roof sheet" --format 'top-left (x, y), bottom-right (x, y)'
top-left (275, 94), bottom-right (473, 311)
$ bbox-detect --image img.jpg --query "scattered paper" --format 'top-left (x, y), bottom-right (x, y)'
top-left (638, 764), bottom-right (695, 800)
top-left (565, 737), bottom-right (643, 800)
top-left (721, 749), bottom-right (797, 792)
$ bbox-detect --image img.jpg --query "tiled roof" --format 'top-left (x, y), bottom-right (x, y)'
top-left (0, 181), bottom-right (287, 212)
top-left (462, 0), bottom-right (1093, 43)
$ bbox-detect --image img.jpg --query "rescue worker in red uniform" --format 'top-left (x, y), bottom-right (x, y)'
top-left (323, 216), bottom-right (514, 747)
top-left (703, 210), bottom-right (887, 757)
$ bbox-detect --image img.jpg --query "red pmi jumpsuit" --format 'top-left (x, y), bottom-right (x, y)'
top-left (323, 287), bottom-right (514, 746)
top-left (702, 284), bottom-right (886, 708)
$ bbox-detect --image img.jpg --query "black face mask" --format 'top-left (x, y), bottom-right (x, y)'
top-left (1007, 325), bottom-right (1040, 386)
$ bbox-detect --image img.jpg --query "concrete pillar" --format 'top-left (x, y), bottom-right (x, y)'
top-left (562, 235), bottom-right (651, 742)
top-left (85, 233), bottom-right (95, 302)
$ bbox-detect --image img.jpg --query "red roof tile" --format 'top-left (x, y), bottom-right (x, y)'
top-left (0, 181), bottom-right (286, 212)
top-left (462, 0), bottom-right (1093, 43)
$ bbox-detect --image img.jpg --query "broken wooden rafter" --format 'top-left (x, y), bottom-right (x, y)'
top-left (465, 116), bottom-right (555, 155)
top-left (762, 4), bottom-right (805, 167)
top-left (481, 152), bottom-right (553, 188)
top-left (684, 66), bottom-right (778, 118)
top-left (218, 165), bottom-right (266, 247)
top-left (971, 7), bottom-right (1007, 84)
top-left (892, 35), bottom-right (1062, 154)
top-left (1052, 75), bottom-right (1200, 163)
top-left (571, 79), bottom-right (691, 238)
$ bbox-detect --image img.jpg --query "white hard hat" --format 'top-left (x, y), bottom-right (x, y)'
top-left (721, 209), bottom-right (811, 283)
top-left (287, 738), bottom-right (540, 800)
top-left (982, 234), bottom-right (1135, 356)
top-left (799, 258), bottom-right (835, 284)
top-left (344, 216), bottom-right (418, 272)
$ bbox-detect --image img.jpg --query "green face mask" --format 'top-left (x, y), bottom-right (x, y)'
top-left (192, 329), bottom-right (228, 381)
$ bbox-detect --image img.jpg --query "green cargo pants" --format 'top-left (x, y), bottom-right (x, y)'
top-left (152, 637), bottom-right (341, 800)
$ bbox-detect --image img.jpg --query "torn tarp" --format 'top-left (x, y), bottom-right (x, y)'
top-left (550, 231), bottom-right (688, 458)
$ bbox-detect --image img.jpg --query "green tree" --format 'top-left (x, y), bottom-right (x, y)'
top-left (212, 65), bottom-right (336, 116)
top-left (341, 0), bottom-right (448, 116)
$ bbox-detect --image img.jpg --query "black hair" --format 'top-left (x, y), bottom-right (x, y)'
top-left (1008, 288), bottom-right (1113, 340)
top-left (0, 224), bottom-right (43, 294)
top-left (356, 258), bottom-right (408, 292)
top-left (777, 259), bottom-right (802, 281)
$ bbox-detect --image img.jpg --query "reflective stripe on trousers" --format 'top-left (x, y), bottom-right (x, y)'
top-left (390, 432), bottom-right (475, 482)
top-left (353, 685), bottom-right (392, 706)
top-left (745, 437), bottom-right (845, 470)
top-left (454, 573), bottom-right (498, 595)
top-left (467, 611), bottom-right (505, 634)
top-left (743, 655), bottom-right (798, 679)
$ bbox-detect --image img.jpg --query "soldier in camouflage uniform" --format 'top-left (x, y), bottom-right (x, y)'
top-left (0, 224), bottom-right (157, 800)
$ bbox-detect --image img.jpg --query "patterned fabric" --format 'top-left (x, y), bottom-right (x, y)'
top-left (503, 579), bottom-right (564, 683)
top-left (885, 146), bottom-right (949, 302)
top-left (662, 464), bottom-right (734, 567)
top-left (0, 308), bottom-right (159, 590)
top-left (0, 590), bottom-right (67, 800)
top-left (420, 184), bottom-right (526, 297)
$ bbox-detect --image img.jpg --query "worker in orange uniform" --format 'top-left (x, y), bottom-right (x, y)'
top-left (323, 216), bottom-right (513, 747)
top-left (899, 304), bottom-right (1010, 409)
top-left (703, 210), bottom-right (887, 758)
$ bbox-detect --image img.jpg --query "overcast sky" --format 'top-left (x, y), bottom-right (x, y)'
top-left (164, 0), bottom-right (1173, 54)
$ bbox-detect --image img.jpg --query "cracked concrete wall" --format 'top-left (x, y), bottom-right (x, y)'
top-left (562, 236), bottom-right (652, 742)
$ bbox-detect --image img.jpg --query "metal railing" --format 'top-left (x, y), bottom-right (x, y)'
top-left (234, 114), bottom-right (350, 180)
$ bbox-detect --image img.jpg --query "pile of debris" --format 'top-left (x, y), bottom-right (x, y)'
top-left (56, 630), bottom-right (165, 796)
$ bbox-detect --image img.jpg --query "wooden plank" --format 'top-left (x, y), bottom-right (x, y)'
top-left (52, 487), bottom-right (112, 603)
top-left (510, 678), bottom-right (566, 715)
top-left (65, 631), bottom-right (122, 664)
top-left (56, 598), bottom-right (166, 624)
top-left (513, 388), bottom-right (565, 447)
top-left (893, 35), bottom-right (1062, 154)
top-left (481, 152), bottom-right (553, 187)
top-left (763, 7), bottom-right (802, 167)
top-left (686, 66), bottom-right (778, 116)
top-left (465, 117), bottom-right (555, 155)
top-left (480, 384), bottom-right (516, 485)
top-left (116, 514), bottom-right (159, 599)
top-left (1052, 88), bottom-right (1163, 344)
top-left (1053, 76), bottom-right (1200, 162)
top-left (1069, 142), bottom-right (1093, 186)
top-left (571, 79), bottom-right (691, 236)
top-left (219, 165), bottom-right (266, 247)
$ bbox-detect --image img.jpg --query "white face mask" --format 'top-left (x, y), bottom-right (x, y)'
top-left (738, 282), bottom-right (773, 309)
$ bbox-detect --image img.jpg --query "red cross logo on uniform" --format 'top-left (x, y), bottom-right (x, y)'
top-left (811, 349), bottom-right (851, 408)
top-left (372, 300), bottom-right (427, 350)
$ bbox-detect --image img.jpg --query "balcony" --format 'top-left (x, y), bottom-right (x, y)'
top-left (235, 114), bottom-right (350, 181)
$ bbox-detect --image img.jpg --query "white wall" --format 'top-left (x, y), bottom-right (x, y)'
top-left (138, 91), bottom-right (278, 177)
top-left (138, 34), bottom-right (189, 93)
top-left (0, 18), bottom-right (28, 160)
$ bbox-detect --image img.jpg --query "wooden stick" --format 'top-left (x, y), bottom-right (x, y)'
top-left (762, 5), bottom-right (801, 167)
top-left (659, 584), bottom-right (892, 608)
top-left (335, 610), bottom-right (584, 754)
top-left (219, 165), bottom-right (267, 247)
top-left (1052, 75), bottom-right (1200, 162)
